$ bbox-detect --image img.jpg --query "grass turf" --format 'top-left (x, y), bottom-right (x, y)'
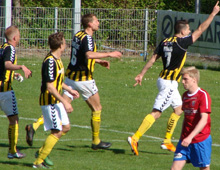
top-left (0, 56), bottom-right (220, 170)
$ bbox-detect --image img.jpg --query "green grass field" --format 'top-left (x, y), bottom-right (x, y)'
top-left (0, 56), bottom-right (220, 170)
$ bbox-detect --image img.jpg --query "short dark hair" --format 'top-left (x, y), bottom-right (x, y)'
top-left (81, 13), bottom-right (96, 29)
top-left (174, 20), bottom-right (189, 34)
top-left (48, 32), bottom-right (64, 50)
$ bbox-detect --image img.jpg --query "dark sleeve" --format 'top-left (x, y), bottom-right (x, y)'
top-left (177, 35), bottom-right (193, 49)
top-left (3, 46), bottom-right (16, 63)
top-left (154, 40), bottom-right (164, 56)
top-left (81, 35), bottom-right (95, 53)
top-left (42, 58), bottom-right (57, 83)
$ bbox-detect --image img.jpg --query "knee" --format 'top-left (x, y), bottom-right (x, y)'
top-left (62, 125), bottom-right (71, 134)
top-left (151, 111), bottom-right (161, 120)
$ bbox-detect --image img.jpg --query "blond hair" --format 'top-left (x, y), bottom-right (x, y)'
top-left (4, 25), bottom-right (19, 41)
top-left (181, 66), bottom-right (200, 83)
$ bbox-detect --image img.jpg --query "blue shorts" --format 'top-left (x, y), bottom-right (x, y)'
top-left (173, 135), bottom-right (212, 168)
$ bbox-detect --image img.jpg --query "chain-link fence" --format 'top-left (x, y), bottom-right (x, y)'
top-left (0, 7), bottom-right (157, 60)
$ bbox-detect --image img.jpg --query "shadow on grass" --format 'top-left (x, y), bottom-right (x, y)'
top-left (64, 144), bottom-right (126, 154)
top-left (64, 144), bottom-right (172, 156)
top-left (0, 160), bottom-right (32, 168)
top-left (0, 143), bottom-right (32, 151)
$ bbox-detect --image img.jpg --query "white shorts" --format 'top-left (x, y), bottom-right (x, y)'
top-left (41, 102), bottom-right (70, 131)
top-left (153, 78), bottom-right (182, 112)
top-left (0, 90), bottom-right (19, 116)
top-left (64, 78), bottom-right (98, 100)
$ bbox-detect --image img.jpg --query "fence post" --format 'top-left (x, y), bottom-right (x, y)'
top-left (144, 9), bottom-right (148, 61)
top-left (72, 0), bottom-right (81, 36)
top-left (54, 7), bottom-right (58, 33)
top-left (5, 0), bottom-right (11, 29)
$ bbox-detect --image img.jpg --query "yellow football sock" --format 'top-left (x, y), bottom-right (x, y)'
top-left (91, 110), bottom-right (101, 145)
top-left (8, 124), bottom-right (18, 154)
top-left (33, 115), bottom-right (44, 131)
top-left (34, 134), bottom-right (59, 165)
top-left (163, 112), bottom-right (180, 144)
top-left (132, 114), bottom-right (155, 142)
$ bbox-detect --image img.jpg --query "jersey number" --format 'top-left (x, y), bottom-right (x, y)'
top-left (71, 40), bottom-right (79, 66)
top-left (163, 42), bottom-right (173, 68)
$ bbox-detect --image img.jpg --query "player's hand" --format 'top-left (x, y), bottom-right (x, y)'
top-left (14, 73), bottom-right (24, 82)
top-left (69, 89), bottom-right (80, 99)
top-left (109, 51), bottom-right (122, 59)
top-left (212, 1), bottom-right (220, 15)
top-left (133, 74), bottom-right (143, 87)
top-left (181, 137), bottom-right (192, 147)
top-left (63, 101), bottom-right (73, 113)
top-left (21, 65), bottom-right (32, 78)
top-left (98, 60), bottom-right (110, 69)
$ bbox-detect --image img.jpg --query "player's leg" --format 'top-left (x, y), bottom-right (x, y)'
top-left (171, 140), bottom-right (188, 170)
top-left (25, 115), bottom-right (44, 146)
top-left (128, 110), bottom-right (160, 155)
top-left (33, 130), bottom-right (61, 168)
top-left (171, 160), bottom-right (186, 170)
top-left (86, 92), bottom-right (111, 150)
top-left (161, 108), bottom-right (181, 152)
top-left (7, 115), bottom-right (26, 159)
top-left (33, 103), bottom-right (70, 168)
top-left (1, 91), bottom-right (26, 159)
top-left (161, 85), bottom-right (183, 152)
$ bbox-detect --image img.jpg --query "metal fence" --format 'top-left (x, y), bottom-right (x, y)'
top-left (0, 7), bottom-right (157, 60)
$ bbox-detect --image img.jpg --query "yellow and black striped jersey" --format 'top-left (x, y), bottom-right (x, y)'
top-left (39, 53), bottom-right (64, 105)
top-left (155, 36), bottom-right (193, 82)
top-left (65, 31), bottom-right (96, 81)
top-left (0, 43), bottom-right (17, 92)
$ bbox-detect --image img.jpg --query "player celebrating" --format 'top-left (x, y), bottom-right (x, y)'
top-left (33, 32), bottom-right (79, 168)
top-left (128, 1), bottom-right (219, 155)
top-left (171, 67), bottom-right (212, 170)
top-left (0, 25), bottom-right (32, 159)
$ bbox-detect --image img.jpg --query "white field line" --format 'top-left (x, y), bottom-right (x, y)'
top-left (0, 115), bottom-right (220, 147)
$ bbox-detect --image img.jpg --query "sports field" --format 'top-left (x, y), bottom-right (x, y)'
top-left (0, 56), bottom-right (220, 170)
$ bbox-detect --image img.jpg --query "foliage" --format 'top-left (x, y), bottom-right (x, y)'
top-left (19, 0), bottom-right (220, 14)
top-left (20, 0), bottom-right (73, 8)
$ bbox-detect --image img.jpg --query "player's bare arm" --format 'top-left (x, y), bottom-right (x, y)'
top-left (5, 61), bottom-right (32, 78)
top-left (86, 51), bottom-right (122, 59)
top-left (192, 1), bottom-right (220, 43)
top-left (133, 54), bottom-right (160, 87)
top-left (47, 82), bottom-right (73, 113)
top-left (181, 112), bottom-right (208, 147)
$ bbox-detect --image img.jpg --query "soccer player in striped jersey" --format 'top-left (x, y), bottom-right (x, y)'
top-left (26, 14), bottom-right (122, 150)
top-left (171, 67), bottom-right (212, 170)
top-left (0, 26), bottom-right (32, 159)
top-left (128, 1), bottom-right (219, 155)
top-left (63, 13), bottom-right (122, 150)
top-left (33, 32), bottom-right (79, 168)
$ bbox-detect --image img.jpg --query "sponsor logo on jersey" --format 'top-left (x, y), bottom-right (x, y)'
top-left (48, 58), bottom-right (54, 80)
top-left (87, 35), bottom-right (93, 51)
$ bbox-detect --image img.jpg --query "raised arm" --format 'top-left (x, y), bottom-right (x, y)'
top-left (192, 1), bottom-right (220, 43)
